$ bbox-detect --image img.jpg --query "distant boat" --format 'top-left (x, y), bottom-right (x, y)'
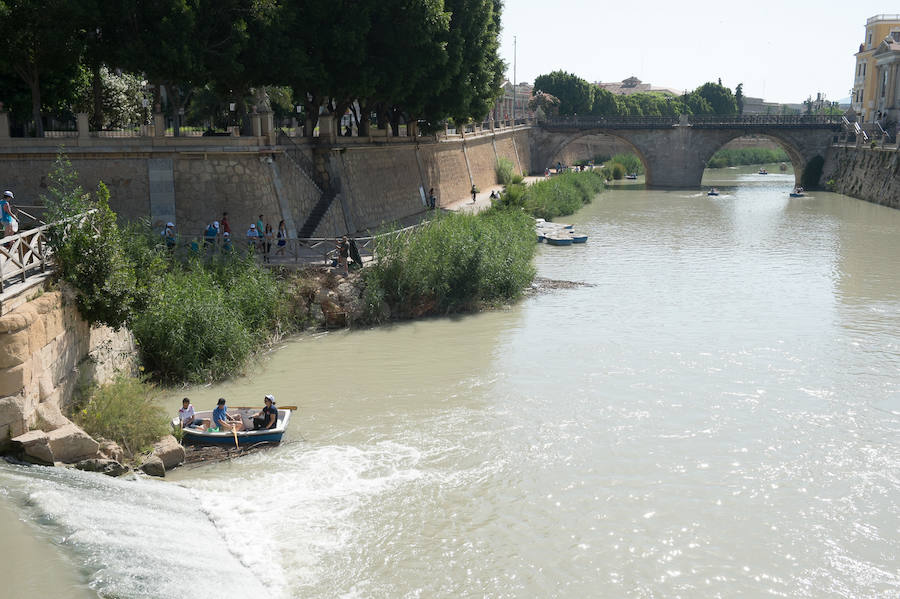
top-left (789, 192), bottom-right (805, 198)
top-left (779, 163), bottom-right (787, 172)
top-left (758, 168), bottom-right (768, 175)
top-left (625, 174), bottom-right (638, 180)
top-left (707, 188), bottom-right (719, 196)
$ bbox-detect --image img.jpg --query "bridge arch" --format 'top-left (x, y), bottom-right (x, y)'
top-left (695, 132), bottom-right (808, 184)
top-left (538, 130), bottom-right (653, 182)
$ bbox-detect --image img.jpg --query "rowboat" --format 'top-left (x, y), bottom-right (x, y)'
top-left (707, 189), bottom-right (719, 196)
top-left (545, 235), bottom-right (574, 246)
top-left (789, 192), bottom-right (805, 198)
top-left (758, 168), bottom-right (768, 175)
top-left (172, 408), bottom-right (292, 446)
top-left (569, 234), bottom-right (588, 243)
top-left (625, 174), bottom-right (638, 180)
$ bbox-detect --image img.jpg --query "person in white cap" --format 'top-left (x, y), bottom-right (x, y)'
top-left (251, 395), bottom-right (278, 430)
top-left (163, 222), bottom-right (176, 249)
top-left (246, 222), bottom-right (260, 251)
top-left (1, 191), bottom-right (18, 237)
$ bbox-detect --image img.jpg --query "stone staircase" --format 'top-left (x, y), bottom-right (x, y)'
top-left (277, 130), bottom-right (341, 238)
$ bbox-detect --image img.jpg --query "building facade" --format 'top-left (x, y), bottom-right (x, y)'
top-left (873, 38), bottom-right (900, 126)
top-left (851, 14), bottom-right (900, 122)
top-left (492, 81), bottom-right (534, 123)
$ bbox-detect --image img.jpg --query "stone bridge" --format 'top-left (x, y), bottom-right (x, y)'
top-left (531, 115), bottom-right (844, 188)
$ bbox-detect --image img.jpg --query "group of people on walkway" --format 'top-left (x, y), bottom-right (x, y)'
top-left (162, 212), bottom-right (288, 261)
top-left (178, 395), bottom-right (279, 433)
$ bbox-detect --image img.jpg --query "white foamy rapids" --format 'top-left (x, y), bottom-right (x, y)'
top-left (0, 462), bottom-right (276, 599)
top-left (182, 440), bottom-right (424, 593)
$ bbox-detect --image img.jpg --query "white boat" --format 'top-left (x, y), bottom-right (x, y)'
top-left (172, 408), bottom-right (292, 446)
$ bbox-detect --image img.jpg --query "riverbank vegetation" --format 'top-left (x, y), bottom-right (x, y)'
top-left (706, 148), bottom-right (790, 168)
top-left (364, 210), bottom-right (537, 320)
top-left (496, 170), bottom-right (605, 220)
top-left (74, 376), bottom-right (168, 456)
top-left (495, 157), bottom-right (524, 185)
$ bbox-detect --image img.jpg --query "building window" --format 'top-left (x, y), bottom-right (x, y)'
top-left (892, 31), bottom-right (900, 42)
top-left (868, 31), bottom-right (872, 47)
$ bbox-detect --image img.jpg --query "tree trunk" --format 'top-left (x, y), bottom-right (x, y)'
top-left (91, 64), bottom-right (104, 129)
top-left (29, 75), bottom-right (43, 138)
top-left (303, 94), bottom-right (322, 137)
top-left (356, 102), bottom-right (370, 136)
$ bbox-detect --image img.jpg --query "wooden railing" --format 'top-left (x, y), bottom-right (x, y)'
top-left (0, 210), bottom-right (98, 293)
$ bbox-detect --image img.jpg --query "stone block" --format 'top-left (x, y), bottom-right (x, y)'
top-left (0, 363), bottom-right (30, 397)
top-left (34, 402), bottom-right (70, 431)
top-left (141, 455), bottom-right (166, 477)
top-left (27, 317), bottom-right (46, 354)
top-left (0, 312), bottom-right (32, 335)
top-left (152, 435), bottom-right (185, 471)
top-left (10, 430), bottom-right (54, 465)
top-left (75, 458), bottom-right (128, 477)
top-left (0, 328), bottom-right (33, 369)
top-left (46, 423), bottom-right (99, 463)
top-left (98, 440), bottom-right (125, 463)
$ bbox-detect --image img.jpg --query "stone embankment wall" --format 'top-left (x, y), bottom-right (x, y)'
top-left (823, 145), bottom-right (900, 209)
top-left (0, 288), bottom-right (134, 445)
top-left (0, 128), bottom-right (531, 240)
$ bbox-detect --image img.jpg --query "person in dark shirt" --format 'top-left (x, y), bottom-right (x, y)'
top-left (212, 398), bottom-right (244, 432)
top-left (252, 395), bottom-right (279, 430)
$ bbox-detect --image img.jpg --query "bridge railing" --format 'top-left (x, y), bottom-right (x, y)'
top-left (542, 114), bottom-right (844, 129)
top-left (543, 116), bottom-right (679, 129)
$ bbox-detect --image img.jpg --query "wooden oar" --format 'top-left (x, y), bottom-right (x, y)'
top-left (231, 423), bottom-right (239, 449)
top-left (230, 405), bottom-right (298, 411)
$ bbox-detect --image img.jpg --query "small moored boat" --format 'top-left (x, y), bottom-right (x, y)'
top-left (625, 174), bottom-right (638, 180)
top-left (544, 234), bottom-right (574, 246)
top-left (173, 408), bottom-right (292, 447)
top-left (569, 233), bottom-right (588, 243)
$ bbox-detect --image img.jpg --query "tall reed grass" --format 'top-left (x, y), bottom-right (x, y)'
top-left (364, 210), bottom-right (537, 320)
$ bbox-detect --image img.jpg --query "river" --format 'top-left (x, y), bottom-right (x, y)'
top-left (1, 164), bottom-right (899, 598)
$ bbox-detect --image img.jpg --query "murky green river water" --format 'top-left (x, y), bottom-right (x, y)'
top-left (2, 165), bottom-right (899, 598)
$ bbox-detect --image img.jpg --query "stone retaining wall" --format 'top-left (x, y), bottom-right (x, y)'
top-left (0, 289), bottom-right (134, 445)
top-left (0, 129), bottom-right (533, 239)
top-left (823, 145), bottom-right (900, 209)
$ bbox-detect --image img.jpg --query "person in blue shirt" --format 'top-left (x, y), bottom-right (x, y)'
top-left (211, 398), bottom-right (243, 432)
top-left (251, 395), bottom-right (279, 430)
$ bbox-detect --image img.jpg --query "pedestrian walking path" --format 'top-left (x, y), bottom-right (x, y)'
top-left (443, 176), bottom-right (543, 215)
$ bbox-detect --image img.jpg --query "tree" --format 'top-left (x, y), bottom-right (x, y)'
top-left (695, 81), bottom-right (737, 115)
top-left (0, 0), bottom-right (86, 136)
top-left (735, 83), bottom-right (744, 115)
top-left (533, 70), bottom-right (593, 115)
top-left (529, 91), bottom-right (561, 118)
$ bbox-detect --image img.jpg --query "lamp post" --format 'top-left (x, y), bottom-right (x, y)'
top-left (512, 35), bottom-right (517, 126)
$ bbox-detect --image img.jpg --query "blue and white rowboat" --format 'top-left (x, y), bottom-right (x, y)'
top-left (173, 408), bottom-right (292, 446)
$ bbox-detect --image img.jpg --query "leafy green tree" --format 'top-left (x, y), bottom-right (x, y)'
top-left (528, 91), bottom-right (561, 118)
top-left (533, 70), bottom-right (593, 115)
top-left (695, 81), bottom-right (737, 115)
top-left (0, 0), bottom-right (86, 136)
top-left (735, 83), bottom-right (744, 115)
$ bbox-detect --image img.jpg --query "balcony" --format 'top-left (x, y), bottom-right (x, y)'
top-left (866, 14), bottom-right (900, 25)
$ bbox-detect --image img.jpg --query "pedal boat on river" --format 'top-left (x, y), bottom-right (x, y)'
top-left (172, 408), bottom-right (291, 446)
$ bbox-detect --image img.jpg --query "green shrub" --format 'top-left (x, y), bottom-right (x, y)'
top-left (610, 152), bottom-right (644, 175)
top-left (365, 210), bottom-right (536, 319)
top-left (495, 157), bottom-right (516, 185)
top-left (74, 376), bottom-right (168, 456)
top-left (493, 171), bottom-right (604, 221)
top-left (610, 163), bottom-right (626, 180)
top-left (42, 156), bottom-right (137, 329)
top-left (705, 147), bottom-right (790, 168)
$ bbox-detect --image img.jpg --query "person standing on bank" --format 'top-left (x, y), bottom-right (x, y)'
top-left (337, 235), bottom-right (350, 276)
top-left (428, 188), bottom-right (437, 209)
top-left (1, 191), bottom-right (19, 237)
top-left (263, 223), bottom-right (274, 263)
top-left (221, 212), bottom-right (231, 236)
top-left (471, 184), bottom-right (477, 203)
top-left (276, 220), bottom-right (287, 255)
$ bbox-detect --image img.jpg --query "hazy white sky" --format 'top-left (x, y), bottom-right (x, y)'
top-left (499, 1), bottom-right (897, 103)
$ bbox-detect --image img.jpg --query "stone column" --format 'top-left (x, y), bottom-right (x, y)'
top-left (0, 112), bottom-right (9, 140)
top-left (260, 111), bottom-right (275, 145)
top-left (153, 113), bottom-right (165, 137)
top-left (250, 112), bottom-right (262, 137)
top-left (407, 120), bottom-right (418, 138)
top-left (76, 112), bottom-right (90, 141)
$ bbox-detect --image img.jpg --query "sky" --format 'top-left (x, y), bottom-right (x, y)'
top-left (498, 1), bottom-right (898, 104)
